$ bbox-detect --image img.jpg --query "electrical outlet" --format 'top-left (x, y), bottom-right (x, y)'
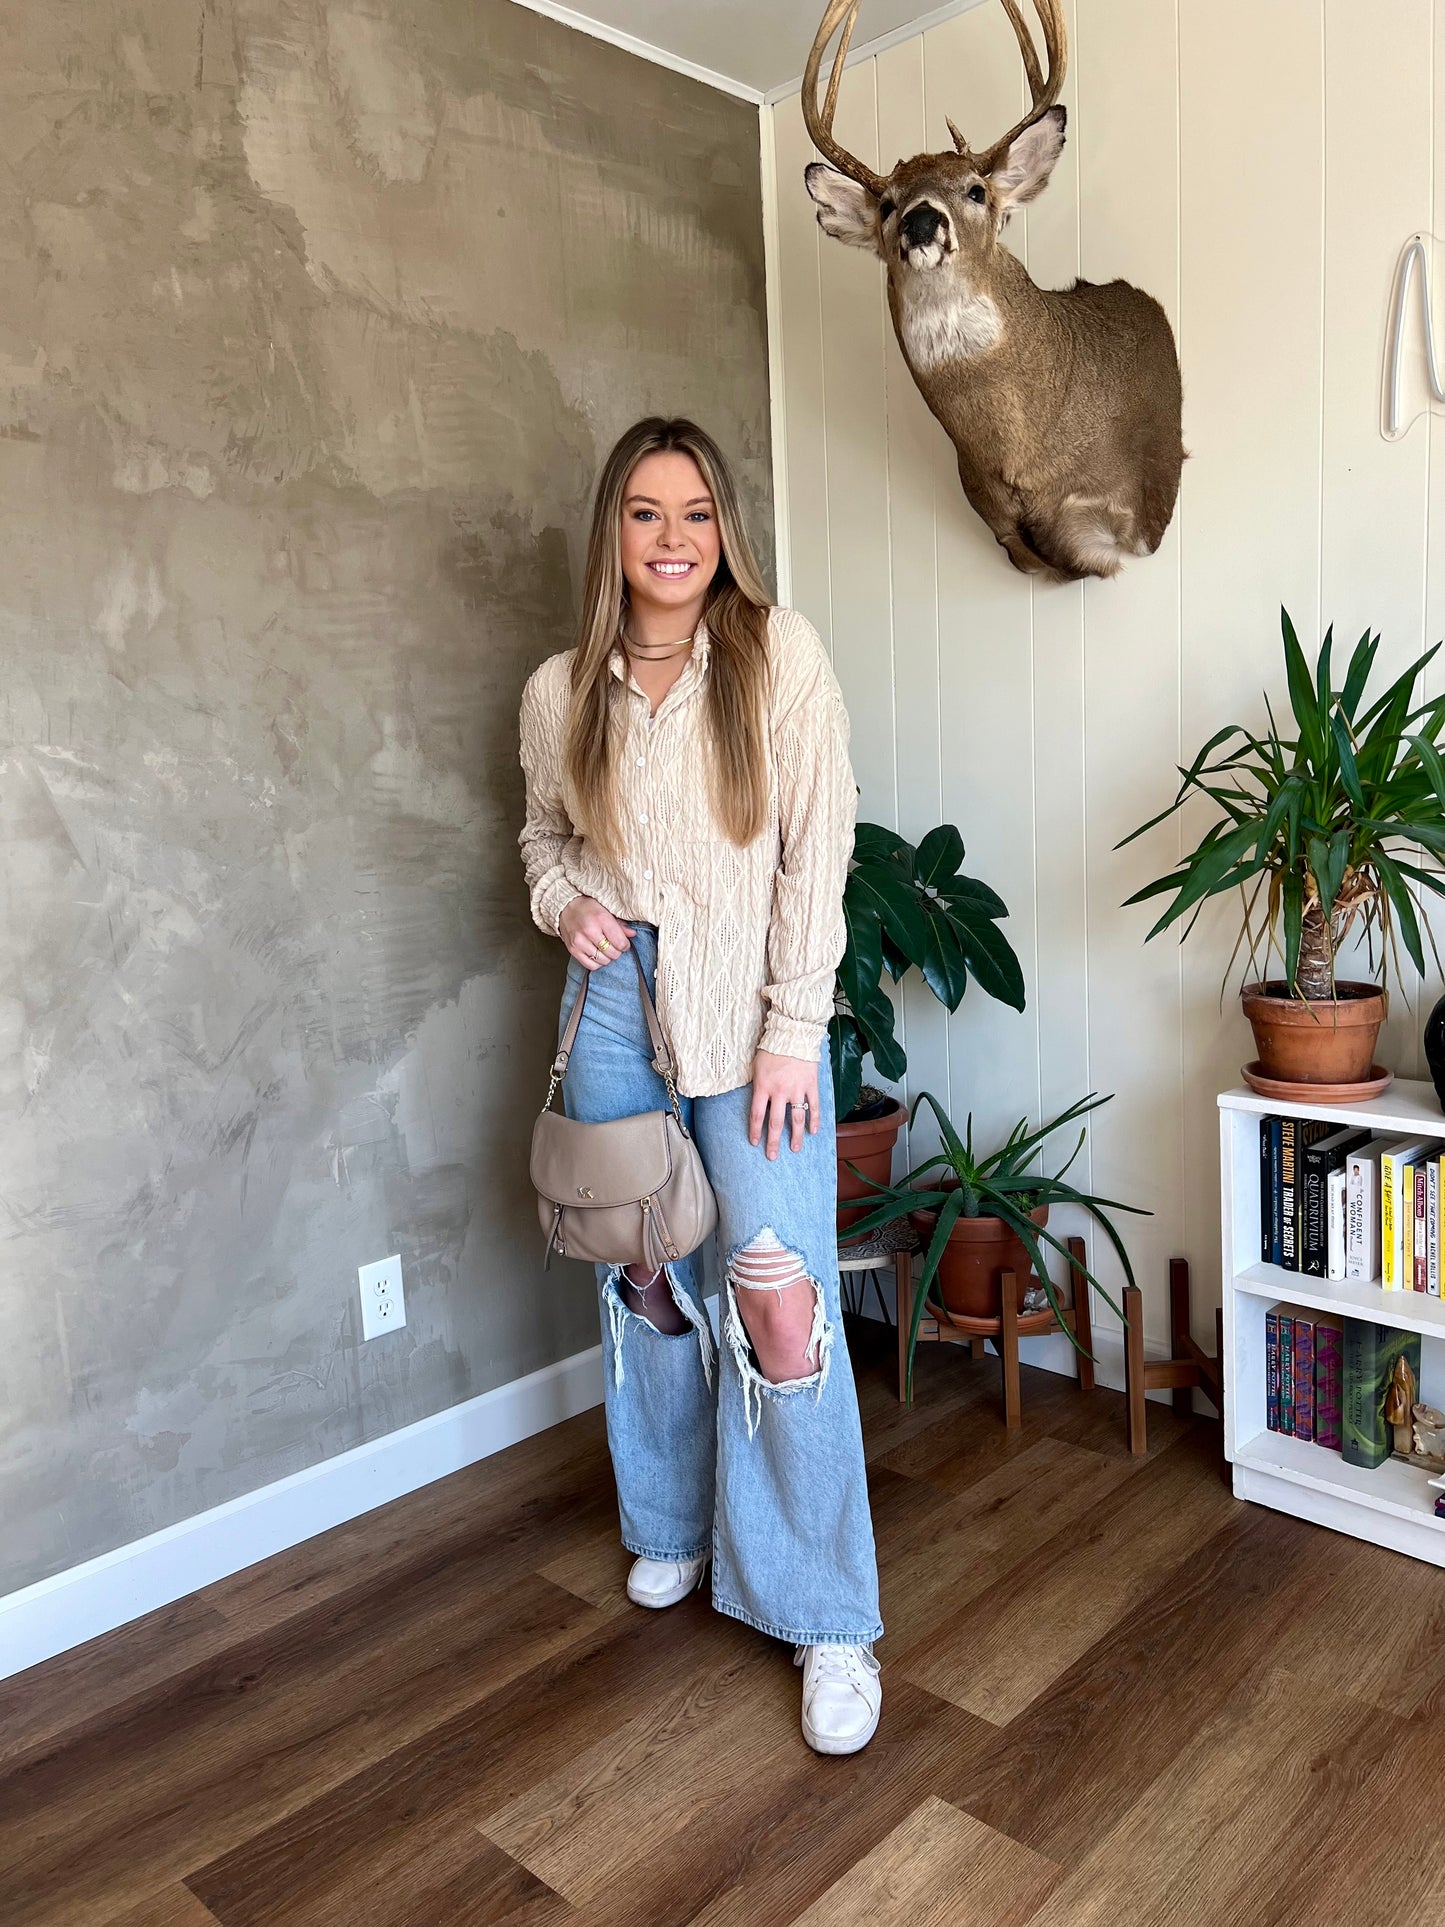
top-left (359, 1254), bottom-right (405, 1341)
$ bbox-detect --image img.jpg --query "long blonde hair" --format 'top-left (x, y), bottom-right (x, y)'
top-left (565, 418), bottom-right (773, 862)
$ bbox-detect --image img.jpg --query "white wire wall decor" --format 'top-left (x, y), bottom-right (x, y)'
top-left (1383, 232), bottom-right (1445, 442)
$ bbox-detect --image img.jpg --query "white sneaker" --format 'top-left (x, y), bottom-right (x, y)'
top-left (626, 1552), bottom-right (709, 1609)
top-left (794, 1643), bottom-right (882, 1755)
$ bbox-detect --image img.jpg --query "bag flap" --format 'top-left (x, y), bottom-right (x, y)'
top-left (530, 1107), bottom-right (676, 1208)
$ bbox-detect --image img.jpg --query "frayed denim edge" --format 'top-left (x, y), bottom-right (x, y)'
top-left (600, 1262), bottom-right (716, 1394)
top-left (722, 1228), bottom-right (834, 1440)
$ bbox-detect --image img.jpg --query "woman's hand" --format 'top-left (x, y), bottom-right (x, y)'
top-left (559, 896), bottom-right (636, 971)
top-left (749, 1050), bottom-right (821, 1160)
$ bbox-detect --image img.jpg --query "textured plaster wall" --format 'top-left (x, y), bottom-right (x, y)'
top-left (0, 0), bottom-right (771, 1594)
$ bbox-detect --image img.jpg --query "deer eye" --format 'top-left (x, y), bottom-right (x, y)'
top-left (878, 196), bottom-right (896, 223)
top-left (966, 183), bottom-right (987, 205)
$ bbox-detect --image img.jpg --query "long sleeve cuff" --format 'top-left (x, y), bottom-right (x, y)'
top-left (758, 1011), bottom-right (828, 1064)
top-left (532, 866), bottom-right (581, 936)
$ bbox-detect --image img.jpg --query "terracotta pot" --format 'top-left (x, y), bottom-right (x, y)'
top-left (1240, 979), bottom-right (1385, 1085)
top-left (908, 1202), bottom-right (1050, 1319)
top-left (836, 1098), bottom-right (906, 1237)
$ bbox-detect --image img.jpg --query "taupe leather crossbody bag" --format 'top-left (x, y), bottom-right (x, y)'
top-left (530, 950), bottom-right (718, 1271)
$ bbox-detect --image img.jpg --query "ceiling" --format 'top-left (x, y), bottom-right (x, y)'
top-left (510, 0), bottom-right (984, 102)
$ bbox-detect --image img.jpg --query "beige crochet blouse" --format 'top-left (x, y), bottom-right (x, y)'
top-left (518, 606), bottom-right (856, 1098)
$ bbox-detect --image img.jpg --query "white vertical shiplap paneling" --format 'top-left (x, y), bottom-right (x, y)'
top-left (1320, 0), bottom-right (1433, 1078)
top-left (1176, 0), bottom-right (1325, 1310)
top-left (876, 35), bottom-right (950, 1163)
top-left (1022, 0), bottom-right (1091, 1162)
top-left (769, 0), bottom-right (1441, 1358)
top-left (926, 4), bottom-right (1042, 1154)
top-left (772, 84), bottom-right (832, 641)
top-left (1075, 0), bottom-right (1183, 1351)
top-left (814, 63), bottom-right (898, 828)
top-left (1425, 4), bottom-right (1445, 1064)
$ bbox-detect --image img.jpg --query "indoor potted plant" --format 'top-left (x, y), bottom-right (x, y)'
top-left (832, 823), bottom-right (1025, 1232)
top-left (844, 1090), bottom-right (1146, 1400)
top-left (1119, 611), bottom-right (1445, 1092)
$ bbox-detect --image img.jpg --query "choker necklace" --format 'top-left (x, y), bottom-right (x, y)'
top-left (621, 626), bottom-right (694, 660)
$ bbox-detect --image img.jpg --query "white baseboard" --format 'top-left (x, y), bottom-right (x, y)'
top-left (0, 1344), bottom-right (606, 1685)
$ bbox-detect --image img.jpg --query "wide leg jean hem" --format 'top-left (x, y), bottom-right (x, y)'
top-left (711, 1592), bottom-right (884, 1648)
top-left (623, 1537), bottom-right (713, 1562)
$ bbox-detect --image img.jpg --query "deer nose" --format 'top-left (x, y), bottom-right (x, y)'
top-left (901, 203), bottom-right (944, 249)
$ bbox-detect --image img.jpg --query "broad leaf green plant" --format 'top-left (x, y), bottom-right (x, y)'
top-left (845, 1091), bottom-right (1147, 1401)
top-left (1119, 608), bottom-right (1445, 1002)
top-left (833, 823), bottom-right (1026, 1119)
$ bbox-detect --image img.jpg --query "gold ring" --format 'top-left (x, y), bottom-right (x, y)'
top-left (597, 935), bottom-right (610, 953)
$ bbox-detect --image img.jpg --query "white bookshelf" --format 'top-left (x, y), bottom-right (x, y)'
top-left (1220, 1078), bottom-right (1445, 1567)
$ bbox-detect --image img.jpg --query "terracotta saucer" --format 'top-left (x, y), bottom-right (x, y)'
top-left (1241, 1061), bottom-right (1393, 1103)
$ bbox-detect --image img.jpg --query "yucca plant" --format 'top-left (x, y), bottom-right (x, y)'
top-left (1119, 608), bottom-right (1445, 1000)
top-left (844, 1091), bottom-right (1147, 1401)
top-left (832, 823), bottom-right (1025, 1120)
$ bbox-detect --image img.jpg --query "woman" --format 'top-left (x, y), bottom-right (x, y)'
top-left (518, 418), bottom-right (882, 1755)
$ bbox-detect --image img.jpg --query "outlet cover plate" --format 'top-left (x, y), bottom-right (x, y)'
top-left (359, 1254), bottom-right (405, 1341)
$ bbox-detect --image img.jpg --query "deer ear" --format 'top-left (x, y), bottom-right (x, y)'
top-left (805, 163), bottom-right (882, 255)
top-left (991, 104), bottom-right (1067, 210)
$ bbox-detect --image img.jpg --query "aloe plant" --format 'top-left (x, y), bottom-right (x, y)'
top-left (844, 1091), bottom-right (1147, 1401)
top-left (832, 823), bottom-right (1025, 1119)
top-left (1119, 608), bottom-right (1445, 1001)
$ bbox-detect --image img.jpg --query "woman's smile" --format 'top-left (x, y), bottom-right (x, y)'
top-left (647, 558), bottom-right (697, 579)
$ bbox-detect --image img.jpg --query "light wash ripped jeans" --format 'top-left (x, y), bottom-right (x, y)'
top-left (558, 926), bottom-right (883, 1648)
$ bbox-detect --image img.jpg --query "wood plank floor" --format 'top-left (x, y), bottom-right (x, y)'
top-left (4, 1316), bottom-right (1441, 1927)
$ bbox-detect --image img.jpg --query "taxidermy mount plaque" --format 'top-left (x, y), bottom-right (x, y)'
top-left (804, 0), bottom-right (1184, 584)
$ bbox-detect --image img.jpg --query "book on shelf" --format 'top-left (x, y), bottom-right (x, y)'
top-left (1431, 1159), bottom-right (1442, 1299)
top-left (1316, 1317), bottom-right (1344, 1450)
top-left (1417, 1163), bottom-right (1431, 1293)
top-left (1327, 1166), bottom-right (1348, 1281)
top-left (1260, 1117), bottom-right (1282, 1266)
top-left (1279, 1118), bottom-right (1300, 1269)
top-left (1277, 1118), bottom-right (1335, 1270)
top-left (1266, 1303), bottom-right (1344, 1448)
top-left (1345, 1136), bottom-right (1391, 1283)
top-left (1294, 1311), bottom-right (1317, 1442)
top-left (1381, 1140), bottom-right (1435, 1289)
top-left (1266, 1307), bottom-right (1282, 1432)
top-left (1302, 1126), bottom-right (1372, 1277)
top-left (1341, 1319), bottom-right (1423, 1469)
top-left (1260, 1117), bottom-right (1347, 1273)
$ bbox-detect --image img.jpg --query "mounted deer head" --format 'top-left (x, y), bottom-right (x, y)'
top-left (803, 0), bottom-right (1183, 583)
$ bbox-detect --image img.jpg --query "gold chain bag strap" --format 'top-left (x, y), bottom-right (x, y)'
top-left (530, 949), bottom-right (718, 1270)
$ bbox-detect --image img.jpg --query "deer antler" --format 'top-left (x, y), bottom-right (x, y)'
top-left (951, 0), bottom-right (1068, 173)
top-left (803, 0), bottom-right (887, 197)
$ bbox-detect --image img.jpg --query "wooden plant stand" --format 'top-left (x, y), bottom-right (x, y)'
top-left (898, 1244), bottom-right (1223, 1455)
top-left (897, 1233), bottom-right (1094, 1426)
top-left (1122, 1258), bottom-right (1223, 1456)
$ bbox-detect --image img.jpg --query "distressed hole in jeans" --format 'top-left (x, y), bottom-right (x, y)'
top-left (601, 1263), bottom-right (715, 1394)
top-left (725, 1227), bottom-right (832, 1440)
